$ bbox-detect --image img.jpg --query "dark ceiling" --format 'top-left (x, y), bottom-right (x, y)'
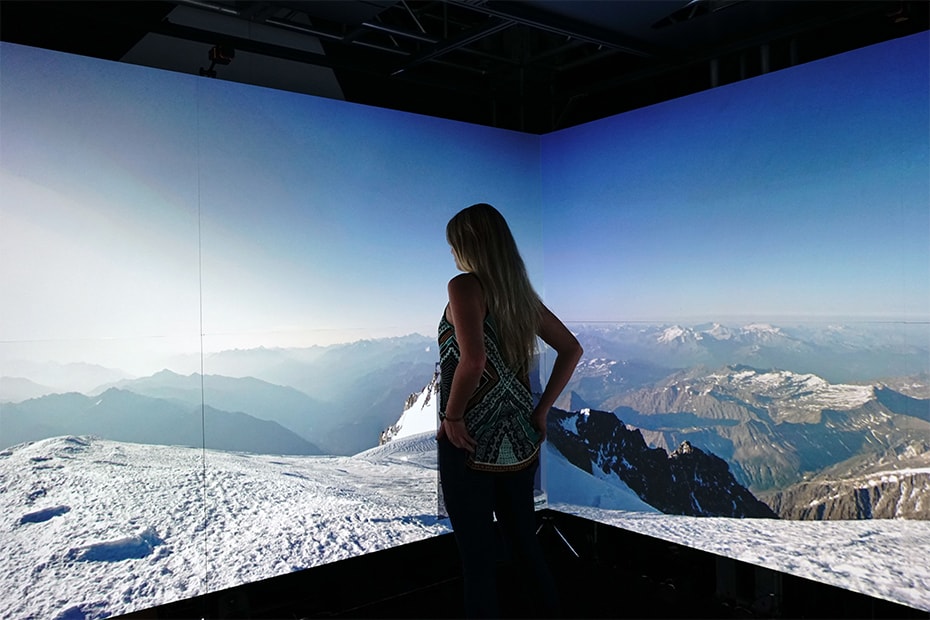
top-left (2, 1), bottom-right (927, 134)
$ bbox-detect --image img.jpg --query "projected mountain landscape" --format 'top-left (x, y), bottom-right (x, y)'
top-left (0, 433), bottom-right (448, 620)
top-left (3, 329), bottom-right (930, 619)
top-left (559, 322), bottom-right (930, 519)
top-left (6, 434), bottom-right (927, 619)
top-left (2, 29), bottom-right (927, 620)
top-left (4, 322), bottom-right (927, 518)
top-left (1, 335), bottom-right (437, 457)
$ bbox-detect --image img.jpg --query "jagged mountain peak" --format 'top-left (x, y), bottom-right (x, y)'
top-left (763, 445), bottom-right (930, 520)
top-left (381, 374), bottom-right (439, 445)
top-left (568, 391), bottom-right (591, 411)
top-left (672, 440), bottom-right (695, 456)
top-left (701, 322), bottom-right (735, 340)
top-left (548, 408), bottom-right (776, 518)
top-left (657, 325), bottom-right (702, 344)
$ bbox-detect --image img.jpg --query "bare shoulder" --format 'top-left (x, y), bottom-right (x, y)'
top-left (447, 272), bottom-right (483, 296)
top-left (446, 273), bottom-right (485, 324)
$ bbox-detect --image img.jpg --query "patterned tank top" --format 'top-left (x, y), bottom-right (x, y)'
top-left (438, 308), bottom-right (540, 471)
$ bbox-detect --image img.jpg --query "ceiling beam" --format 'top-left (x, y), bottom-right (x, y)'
top-left (390, 16), bottom-right (514, 76)
top-left (450, 0), bottom-right (659, 58)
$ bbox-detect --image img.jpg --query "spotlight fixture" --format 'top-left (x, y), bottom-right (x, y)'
top-left (199, 45), bottom-right (235, 78)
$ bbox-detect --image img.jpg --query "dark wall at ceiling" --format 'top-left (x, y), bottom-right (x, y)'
top-left (1, 1), bottom-right (928, 134)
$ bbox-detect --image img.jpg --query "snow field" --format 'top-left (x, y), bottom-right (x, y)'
top-left (0, 435), bottom-right (450, 620)
top-left (2, 433), bottom-right (927, 618)
top-left (554, 504), bottom-right (930, 612)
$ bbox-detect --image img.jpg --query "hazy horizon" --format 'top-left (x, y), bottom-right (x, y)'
top-left (2, 314), bottom-right (926, 381)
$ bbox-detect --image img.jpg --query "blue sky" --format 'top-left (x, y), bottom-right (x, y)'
top-left (194, 79), bottom-right (540, 351)
top-left (1, 32), bottom-right (927, 374)
top-left (541, 32), bottom-right (929, 322)
top-left (0, 43), bottom-right (539, 372)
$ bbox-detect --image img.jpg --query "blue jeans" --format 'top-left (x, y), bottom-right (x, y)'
top-left (438, 437), bottom-right (560, 618)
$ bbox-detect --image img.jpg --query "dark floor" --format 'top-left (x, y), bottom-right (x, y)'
top-left (119, 510), bottom-right (927, 620)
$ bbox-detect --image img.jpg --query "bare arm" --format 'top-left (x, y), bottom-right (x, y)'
top-left (532, 304), bottom-right (583, 442)
top-left (436, 273), bottom-right (484, 452)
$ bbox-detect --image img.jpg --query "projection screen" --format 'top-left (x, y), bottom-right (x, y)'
top-left (1, 29), bottom-right (927, 618)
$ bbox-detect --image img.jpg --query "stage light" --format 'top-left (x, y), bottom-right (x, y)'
top-left (200, 45), bottom-right (235, 78)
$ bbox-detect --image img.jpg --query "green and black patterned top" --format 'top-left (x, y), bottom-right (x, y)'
top-left (438, 308), bottom-right (540, 471)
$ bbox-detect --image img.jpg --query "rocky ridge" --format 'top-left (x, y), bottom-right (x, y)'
top-left (546, 407), bottom-right (776, 518)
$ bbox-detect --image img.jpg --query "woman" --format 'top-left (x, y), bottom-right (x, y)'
top-left (436, 203), bottom-right (583, 618)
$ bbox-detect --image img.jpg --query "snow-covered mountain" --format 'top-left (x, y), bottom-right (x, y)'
top-left (382, 373), bottom-right (775, 517)
top-left (548, 331), bottom-right (930, 520)
top-left (380, 368), bottom-right (439, 445)
top-left (570, 321), bottom-right (930, 384)
top-left (615, 365), bottom-right (878, 425)
top-left (382, 373), bottom-right (887, 520)
top-left (546, 408), bottom-right (776, 518)
top-left (595, 365), bottom-right (930, 497)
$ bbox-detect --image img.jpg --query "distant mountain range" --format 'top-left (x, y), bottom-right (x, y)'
top-left (103, 369), bottom-right (332, 448)
top-left (1, 388), bottom-right (321, 455)
top-left (2, 335), bottom-right (437, 455)
top-left (568, 322), bottom-right (930, 384)
top-left (554, 351), bottom-right (930, 519)
top-left (0, 361), bottom-right (131, 400)
top-left (224, 323), bottom-right (929, 520)
top-left (595, 365), bottom-right (930, 496)
top-left (759, 439), bottom-right (930, 519)
top-left (4, 323), bottom-right (929, 521)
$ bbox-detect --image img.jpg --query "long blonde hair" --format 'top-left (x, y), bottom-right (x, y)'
top-left (446, 203), bottom-right (541, 375)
